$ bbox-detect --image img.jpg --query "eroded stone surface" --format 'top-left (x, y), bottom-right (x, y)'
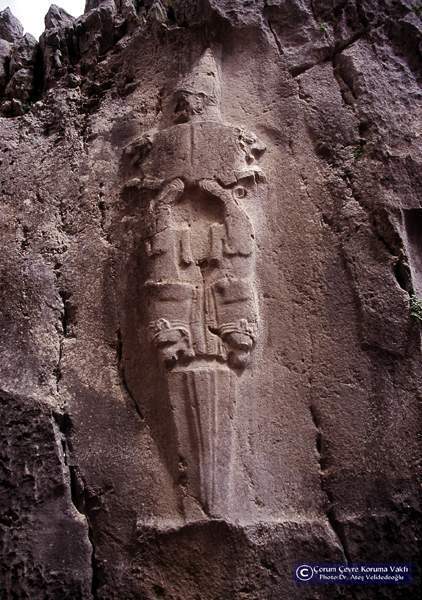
top-left (0, 7), bottom-right (23, 43)
top-left (0, 1), bottom-right (421, 598)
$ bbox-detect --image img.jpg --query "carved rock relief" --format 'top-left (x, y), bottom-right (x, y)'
top-left (122, 49), bottom-right (266, 520)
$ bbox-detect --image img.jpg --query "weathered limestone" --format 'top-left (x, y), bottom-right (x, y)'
top-left (0, 1), bottom-right (421, 598)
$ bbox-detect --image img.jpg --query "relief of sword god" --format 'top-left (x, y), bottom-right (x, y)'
top-left (122, 48), bottom-right (266, 521)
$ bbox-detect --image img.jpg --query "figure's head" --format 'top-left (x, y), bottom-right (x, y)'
top-left (171, 89), bottom-right (219, 124)
top-left (161, 48), bottom-right (222, 126)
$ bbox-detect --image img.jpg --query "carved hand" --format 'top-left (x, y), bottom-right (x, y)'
top-left (199, 179), bottom-right (230, 207)
top-left (157, 178), bottom-right (185, 205)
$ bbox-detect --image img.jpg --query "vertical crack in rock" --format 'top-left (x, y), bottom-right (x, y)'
top-left (58, 289), bottom-right (71, 338)
top-left (69, 469), bottom-right (102, 600)
top-left (97, 182), bottom-right (113, 246)
top-left (54, 280), bottom-right (75, 393)
top-left (309, 404), bottom-right (351, 563)
top-left (52, 411), bottom-right (99, 599)
top-left (55, 336), bottom-right (64, 393)
top-left (53, 279), bottom-right (68, 393)
top-left (266, 20), bottom-right (283, 57)
top-left (31, 43), bottom-right (44, 104)
top-left (116, 327), bottom-right (144, 420)
top-left (332, 56), bottom-right (357, 108)
top-left (52, 172), bottom-right (73, 393)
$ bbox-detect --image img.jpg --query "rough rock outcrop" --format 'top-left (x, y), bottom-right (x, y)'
top-left (45, 5), bottom-right (76, 31)
top-left (0, 8), bottom-right (24, 99)
top-left (0, 1), bottom-right (421, 599)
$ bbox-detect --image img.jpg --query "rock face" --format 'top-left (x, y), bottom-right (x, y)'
top-left (0, 1), bottom-right (421, 599)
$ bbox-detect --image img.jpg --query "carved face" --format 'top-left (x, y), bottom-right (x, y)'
top-left (171, 90), bottom-right (218, 124)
